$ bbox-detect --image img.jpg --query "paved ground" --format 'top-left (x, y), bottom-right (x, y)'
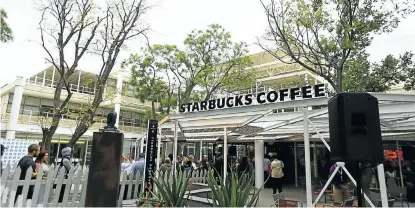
top-left (122, 186), bottom-right (415, 207)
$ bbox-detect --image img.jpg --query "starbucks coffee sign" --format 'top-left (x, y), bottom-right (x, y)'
top-left (179, 84), bottom-right (326, 113)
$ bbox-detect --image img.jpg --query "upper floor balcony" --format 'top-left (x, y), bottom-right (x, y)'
top-left (0, 108), bottom-right (146, 133)
top-left (22, 67), bottom-right (155, 109)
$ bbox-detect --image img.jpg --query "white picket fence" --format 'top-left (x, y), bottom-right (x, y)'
top-left (0, 163), bottom-right (209, 207)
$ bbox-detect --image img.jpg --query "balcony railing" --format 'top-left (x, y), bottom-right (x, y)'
top-left (26, 78), bottom-right (96, 95)
top-left (1, 109), bottom-right (144, 133)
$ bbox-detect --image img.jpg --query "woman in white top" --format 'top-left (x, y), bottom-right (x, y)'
top-left (35, 150), bottom-right (50, 203)
top-left (270, 155), bottom-right (284, 194)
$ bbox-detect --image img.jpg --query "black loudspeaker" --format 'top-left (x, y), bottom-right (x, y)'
top-left (328, 93), bottom-right (383, 163)
top-left (229, 146), bottom-right (237, 156)
top-left (402, 146), bottom-right (415, 160)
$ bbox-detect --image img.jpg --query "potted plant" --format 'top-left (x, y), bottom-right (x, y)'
top-left (205, 168), bottom-right (263, 207)
top-left (151, 170), bottom-right (192, 207)
top-left (136, 191), bottom-right (163, 207)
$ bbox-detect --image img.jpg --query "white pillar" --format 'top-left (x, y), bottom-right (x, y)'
top-left (199, 139), bottom-right (203, 161)
top-left (51, 66), bottom-right (56, 87)
top-left (140, 138), bottom-right (145, 153)
top-left (377, 164), bottom-right (388, 207)
top-left (303, 108), bottom-right (312, 207)
top-left (156, 127), bottom-right (162, 180)
top-left (6, 76), bottom-right (26, 139)
top-left (114, 70), bottom-right (124, 127)
top-left (314, 142), bottom-right (318, 178)
top-left (223, 127), bottom-right (228, 184)
top-left (42, 70), bottom-right (46, 86)
top-left (254, 140), bottom-right (264, 189)
top-left (294, 142), bottom-right (298, 187)
top-left (396, 140), bottom-right (404, 187)
top-left (76, 70), bottom-right (82, 92)
top-left (173, 120), bottom-right (178, 174)
top-left (83, 140), bottom-right (88, 166)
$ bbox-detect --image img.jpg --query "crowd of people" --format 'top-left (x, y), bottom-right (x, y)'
top-left (0, 143), bottom-right (74, 204)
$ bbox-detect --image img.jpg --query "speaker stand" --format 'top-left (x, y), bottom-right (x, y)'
top-left (354, 162), bottom-right (363, 207)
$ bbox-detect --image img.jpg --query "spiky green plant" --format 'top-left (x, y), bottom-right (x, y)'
top-left (152, 170), bottom-right (191, 207)
top-left (205, 168), bottom-right (263, 207)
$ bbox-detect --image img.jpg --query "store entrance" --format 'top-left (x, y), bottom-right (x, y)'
top-left (265, 142), bottom-right (295, 185)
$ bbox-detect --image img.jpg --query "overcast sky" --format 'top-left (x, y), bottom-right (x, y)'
top-left (1, 0), bottom-right (414, 85)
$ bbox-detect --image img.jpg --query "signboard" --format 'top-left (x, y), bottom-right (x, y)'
top-left (0, 139), bottom-right (40, 168)
top-left (143, 119), bottom-right (158, 192)
top-left (179, 84), bottom-right (326, 113)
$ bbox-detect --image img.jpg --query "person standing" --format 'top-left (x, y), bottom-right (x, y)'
top-left (131, 153), bottom-right (145, 176)
top-left (35, 150), bottom-right (50, 203)
top-left (15, 144), bottom-right (40, 204)
top-left (264, 155), bottom-right (271, 187)
top-left (270, 155), bottom-right (284, 194)
top-left (201, 155), bottom-right (210, 170)
top-left (59, 147), bottom-right (73, 203)
top-left (1, 144), bottom-right (7, 173)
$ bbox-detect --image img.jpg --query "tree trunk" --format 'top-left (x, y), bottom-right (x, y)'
top-left (68, 108), bottom-right (95, 147)
top-left (337, 69), bottom-right (343, 92)
top-left (151, 100), bottom-right (157, 120)
top-left (42, 124), bottom-right (58, 154)
top-left (68, 121), bottom-right (89, 147)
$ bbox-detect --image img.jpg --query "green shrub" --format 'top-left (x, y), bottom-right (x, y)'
top-left (205, 169), bottom-right (263, 207)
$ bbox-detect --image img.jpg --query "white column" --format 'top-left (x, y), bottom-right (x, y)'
top-left (223, 127), bottom-right (228, 184)
top-left (303, 108), bottom-right (313, 207)
top-left (294, 142), bottom-right (298, 187)
top-left (51, 66), bottom-right (56, 87)
top-left (114, 70), bottom-right (124, 127)
top-left (6, 76), bottom-right (26, 139)
top-left (76, 70), bottom-right (82, 92)
top-left (314, 142), bottom-right (318, 178)
top-left (156, 127), bottom-right (162, 180)
top-left (254, 140), bottom-right (264, 189)
top-left (377, 164), bottom-right (388, 207)
top-left (83, 140), bottom-right (88, 166)
top-left (396, 140), bottom-right (404, 187)
top-left (140, 138), bottom-right (145, 153)
top-left (42, 70), bottom-right (46, 86)
top-left (173, 120), bottom-right (178, 174)
top-left (199, 139), bottom-right (203, 161)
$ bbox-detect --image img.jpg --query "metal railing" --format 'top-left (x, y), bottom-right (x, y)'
top-left (1, 108), bottom-right (144, 133)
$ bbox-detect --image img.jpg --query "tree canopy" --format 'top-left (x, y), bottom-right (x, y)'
top-left (126, 24), bottom-right (256, 120)
top-left (343, 52), bottom-right (414, 92)
top-left (259, 0), bottom-right (415, 92)
top-left (0, 9), bottom-right (13, 43)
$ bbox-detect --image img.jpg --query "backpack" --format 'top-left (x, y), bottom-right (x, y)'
top-left (272, 160), bottom-right (284, 178)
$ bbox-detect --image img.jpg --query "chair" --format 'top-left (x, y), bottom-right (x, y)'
top-left (389, 186), bottom-right (409, 207)
top-left (342, 198), bottom-right (355, 207)
top-left (272, 199), bottom-right (303, 207)
top-left (387, 177), bottom-right (410, 207)
top-left (272, 193), bottom-right (285, 202)
top-left (376, 199), bottom-right (395, 207)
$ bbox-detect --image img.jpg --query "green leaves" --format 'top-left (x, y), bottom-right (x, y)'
top-left (152, 170), bottom-right (191, 207)
top-left (205, 168), bottom-right (263, 207)
top-left (260, 0), bottom-right (414, 92)
top-left (343, 52), bottom-right (414, 92)
top-left (0, 9), bottom-right (13, 43)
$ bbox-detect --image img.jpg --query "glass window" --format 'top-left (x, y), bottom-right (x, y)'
top-left (25, 96), bottom-right (41, 106)
top-left (41, 98), bottom-right (54, 106)
top-left (23, 105), bottom-right (39, 115)
top-left (8, 93), bottom-right (14, 103)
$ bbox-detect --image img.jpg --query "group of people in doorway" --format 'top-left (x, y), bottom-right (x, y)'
top-left (1, 143), bottom-right (74, 204)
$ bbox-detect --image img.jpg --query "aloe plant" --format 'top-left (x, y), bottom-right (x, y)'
top-left (206, 168), bottom-right (263, 207)
top-left (152, 170), bottom-right (191, 207)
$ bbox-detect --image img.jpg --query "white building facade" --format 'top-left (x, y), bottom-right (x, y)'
top-left (0, 67), bottom-right (152, 163)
